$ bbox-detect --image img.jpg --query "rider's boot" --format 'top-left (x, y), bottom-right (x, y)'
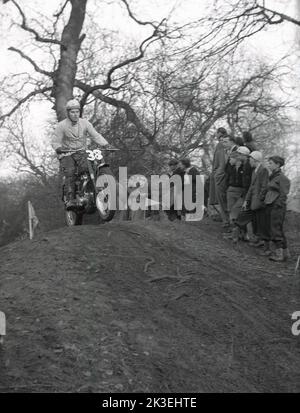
top-left (65, 184), bottom-right (77, 210)
top-left (66, 198), bottom-right (77, 210)
top-left (66, 194), bottom-right (77, 210)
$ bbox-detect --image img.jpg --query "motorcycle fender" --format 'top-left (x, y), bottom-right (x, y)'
top-left (97, 163), bottom-right (110, 169)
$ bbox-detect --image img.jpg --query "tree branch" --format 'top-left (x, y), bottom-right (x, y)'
top-left (257, 3), bottom-right (300, 27)
top-left (8, 47), bottom-right (54, 77)
top-left (75, 79), bottom-right (155, 142)
top-left (79, 22), bottom-right (165, 108)
top-left (119, 0), bottom-right (160, 28)
top-left (0, 87), bottom-right (52, 123)
top-left (53, 0), bottom-right (69, 18)
top-left (10, 0), bottom-right (63, 46)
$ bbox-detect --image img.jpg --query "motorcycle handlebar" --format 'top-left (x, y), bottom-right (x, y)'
top-left (58, 147), bottom-right (119, 153)
top-left (101, 148), bottom-right (120, 151)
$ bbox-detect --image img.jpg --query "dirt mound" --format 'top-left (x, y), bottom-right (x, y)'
top-left (0, 217), bottom-right (300, 392)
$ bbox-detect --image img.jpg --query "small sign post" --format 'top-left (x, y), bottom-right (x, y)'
top-left (0, 311), bottom-right (6, 345)
top-left (295, 255), bottom-right (300, 276)
top-left (28, 201), bottom-right (39, 240)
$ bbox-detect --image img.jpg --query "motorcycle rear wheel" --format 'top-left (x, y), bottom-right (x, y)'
top-left (95, 167), bottom-right (116, 222)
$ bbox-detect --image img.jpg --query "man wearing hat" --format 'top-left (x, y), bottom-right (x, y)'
top-left (224, 146), bottom-right (253, 238)
top-left (260, 156), bottom-right (291, 261)
top-left (238, 146), bottom-right (255, 240)
top-left (232, 151), bottom-right (269, 243)
top-left (236, 146), bottom-right (252, 193)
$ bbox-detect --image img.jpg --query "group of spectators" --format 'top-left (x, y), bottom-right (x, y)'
top-left (208, 127), bottom-right (291, 262)
top-left (165, 127), bottom-right (291, 263)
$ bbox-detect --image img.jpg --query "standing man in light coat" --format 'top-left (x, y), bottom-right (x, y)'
top-left (209, 127), bottom-right (230, 227)
top-left (232, 151), bottom-right (269, 243)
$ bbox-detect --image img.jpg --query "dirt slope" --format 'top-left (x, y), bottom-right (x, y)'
top-left (0, 214), bottom-right (300, 392)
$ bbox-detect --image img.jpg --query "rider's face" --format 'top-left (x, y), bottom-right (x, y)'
top-left (68, 109), bottom-right (80, 122)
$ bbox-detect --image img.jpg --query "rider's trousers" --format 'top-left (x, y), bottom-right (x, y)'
top-left (60, 152), bottom-right (88, 198)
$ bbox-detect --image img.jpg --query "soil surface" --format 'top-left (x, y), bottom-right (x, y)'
top-left (0, 212), bottom-right (300, 392)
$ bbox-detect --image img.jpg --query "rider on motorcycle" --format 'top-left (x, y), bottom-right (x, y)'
top-left (52, 99), bottom-right (109, 209)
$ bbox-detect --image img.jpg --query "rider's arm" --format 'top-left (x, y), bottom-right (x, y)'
top-left (85, 120), bottom-right (109, 146)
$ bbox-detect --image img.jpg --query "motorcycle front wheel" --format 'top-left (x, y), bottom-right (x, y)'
top-left (65, 210), bottom-right (83, 226)
top-left (95, 167), bottom-right (116, 222)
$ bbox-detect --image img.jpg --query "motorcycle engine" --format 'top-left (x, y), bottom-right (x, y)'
top-left (76, 173), bottom-right (97, 213)
top-left (83, 191), bottom-right (96, 213)
top-left (81, 173), bottom-right (89, 191)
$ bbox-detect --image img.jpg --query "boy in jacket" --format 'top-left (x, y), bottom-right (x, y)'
top-left (260, 156), bottom-right (291, 261)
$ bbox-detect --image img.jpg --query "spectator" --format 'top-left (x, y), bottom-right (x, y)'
top-left (225, 151), bottom-right (245, 229)
top-left (209, 127), bottom-right (230, 227)
top-left (234, 146), bottom-right (254, 240)
top-left (235, 136), bottom-right (244, 147)
top-left (166, 158), bottom-right (184, 221)
top-left (167, 158), bottom-right (180, 177)
top-left (179, 158), bottom-right (201, 215)
top-left (243, 131), bottom-right (257, 152)
top-left (236, 146), bottom-right (252, 192)
top-left (225, 135), bottom-right (238, 155)
top-left (260, 156), bottom-right (291, 261)
top-left (223, 145), bottom-right (253, 241)
top-left (232, 151), bottom-right (269, 244)
top-left (204, 176), bottom-right (210, 210)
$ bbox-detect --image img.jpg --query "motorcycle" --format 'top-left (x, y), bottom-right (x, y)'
top-left (58, 148), bottom-right (119, 226)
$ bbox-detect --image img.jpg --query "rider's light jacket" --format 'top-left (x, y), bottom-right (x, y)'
top-left (52, 118), bottom-right (108, 151)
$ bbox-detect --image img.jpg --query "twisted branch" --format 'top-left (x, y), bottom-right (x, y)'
top-left (75, 79), bottom-right (155, 142)
top-left (120, 0), bottom-right (160, 28)
top-left (257, 3), bottom-right (300, 26)
top-left (8, 47), bottom-right (54, 77)
top-left (10, 0), bottom-right (63, 46)
top-left (0, 87), bottom-right (52, 124)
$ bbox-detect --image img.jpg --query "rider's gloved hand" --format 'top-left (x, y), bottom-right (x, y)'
top-left (55, 147), bottom-right (63, 155)
top-left (104, 144), bottom-right (118, 150)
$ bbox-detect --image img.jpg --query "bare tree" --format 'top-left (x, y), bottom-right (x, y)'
top-left (0, 0), bottom-right (167, 133)
top-left (125, 50), bottom-right (292, 145)
top-left (1, 111), bottom-right (56, 185)
top-left (239, 0), bottom-right (300, 27)
top-left (0, 0), bottom-right (297, 168)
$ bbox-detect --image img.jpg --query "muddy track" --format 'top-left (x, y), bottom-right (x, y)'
top-left (0, 216), bottom-right (299, 392)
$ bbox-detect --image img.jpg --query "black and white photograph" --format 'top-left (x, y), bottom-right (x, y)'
top-left (0, 0), bottom-right (300, 398)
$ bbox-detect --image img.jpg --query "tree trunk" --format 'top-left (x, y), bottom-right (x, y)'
top-left (53, 0), bottom-right (87, 121)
